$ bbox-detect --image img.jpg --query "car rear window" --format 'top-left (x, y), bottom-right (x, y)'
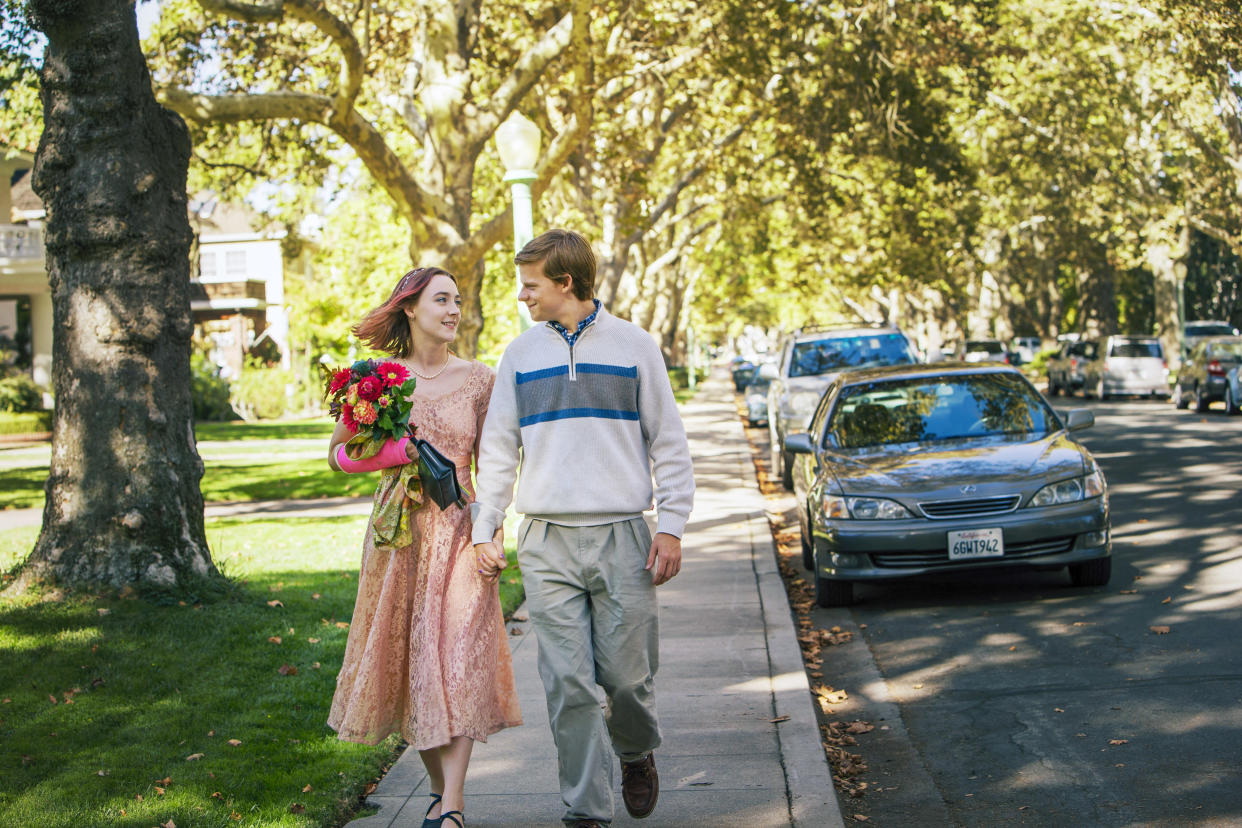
top-left (1187, 324), bottom-right (1236, 337)
top-left (827, 373), bottom-right (1057, 448)
top-left (788, 333), bottom-right (916, 378)
top-left (1109, 341), bottom-right (1162, 358)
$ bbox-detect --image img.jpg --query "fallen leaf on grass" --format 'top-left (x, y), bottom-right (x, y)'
top-left (335, 621), bottom-right (349, 629)
top-left (97, 608), bottom-right (110, 616)
top-left (211, 791), bottom-right (223, 799)
top-left (230, 812), bottom-right (241, 821)
top-left (268, 636), bottom-right (282, 644)
top-left (227, 739), bottom-right (242, 746)
top-left (186, 753), bottom-right (204, 761)
top-left (96, 769), bottom-right (109, 776)
top-left (307, 637), bottom-right (321, 644)
top-left (161, 820), bottom-right (176, 828)
top-left (290, 804), bottom-right (306, 814)
top-left (266, 600), bottom-right (283, 608)
top-left (48, 694), bottom-right (57, 704)
top-left (154, 785), bottom-right (166, 796)
top-left (278, 664), bottom-right (299, 676)
top-left (1150, 626), bottom-right (1171, 635)
top-left (2, 698), bottom-right (9, 703)
top-left (302, 784), bottom-right (313, 793)
top-left (311, 593), bottom-right (321, 600)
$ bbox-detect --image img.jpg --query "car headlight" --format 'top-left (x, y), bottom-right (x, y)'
top-left (1028, 467), bottom-right (1106, 507)
top-left (821, 494), bottom-right (911, 520)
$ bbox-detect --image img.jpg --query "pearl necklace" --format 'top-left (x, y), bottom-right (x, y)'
top-left (408, 356), bottom-right (451, 381)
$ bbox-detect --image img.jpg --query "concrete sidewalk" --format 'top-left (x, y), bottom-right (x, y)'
top-left (348, 369), bottom-right (844, 828)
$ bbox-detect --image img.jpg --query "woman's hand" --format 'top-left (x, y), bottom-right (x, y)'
top-left (474, 541), bottom-right (507, 582)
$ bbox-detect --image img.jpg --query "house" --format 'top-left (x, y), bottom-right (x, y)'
top-left (0, 143), bottom-right (288, 394)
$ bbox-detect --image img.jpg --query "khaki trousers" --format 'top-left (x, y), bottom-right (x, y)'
top-left (517, 517), bottom-right (662, 826)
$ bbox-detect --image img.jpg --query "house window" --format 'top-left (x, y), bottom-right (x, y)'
top-left (225, 250), bottom-right (247, 278)
top-left (199, 250), bottom-right (216, 279)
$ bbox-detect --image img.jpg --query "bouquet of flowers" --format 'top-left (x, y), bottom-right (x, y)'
top-left (324, 359), bottom-right (417, 442)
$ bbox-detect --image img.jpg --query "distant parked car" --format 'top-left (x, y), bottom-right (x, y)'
top-left (959, 339), bottom-right (1009, 363)
top-left (743, 369), bottom-right (773, 426)
top-left (1046, 340), bottom-right (1098, 396)
top-left (767, 325), bottom-right (919, 491)
top-left (784, 363), bottom-right (1111, 607)
top-left (1081, 336), bottom-right (1169, 400)
top-left (731, 356), bottom-right (757, 392)
top-left (1173, 336), bottom-right (1242, 413)
top-left (1184, 320), bottom-right (1240, 352)
top-left (1011, 337), bottom-right (1042, 365)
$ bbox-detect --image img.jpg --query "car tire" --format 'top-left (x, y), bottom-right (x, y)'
top-left (1173, 383), bottom-right (1189, 409)
top-left (780, 450), bottom-right (794, 491)
top-left (814, 573), bottom-right (854, 607)
top-left (1226, 384), bottom-right (1240, 416)
top-left (747, 418), bottom-right (759, 427)
top-left (1047, 377), bottom-right (1060, 396)
top-left (1194, 383), bottom-right (1211, 413)
top-left (1096, 378), bottom-right (1109, 401)
top-left (1068, 557), bottom-right (1112, 588)
top-left (800, 517), bottom-right (814, 571)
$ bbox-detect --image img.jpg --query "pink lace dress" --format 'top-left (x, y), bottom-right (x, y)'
top-left (328, 361), bottom-right (522, 749)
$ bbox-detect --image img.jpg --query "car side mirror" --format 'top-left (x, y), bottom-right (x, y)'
top-left (758, 364), bottom-right (779, 381)
top-left (1064, 409), bottom-right (1094, 431)
top-left (784, 432), bottom-right (815, 454)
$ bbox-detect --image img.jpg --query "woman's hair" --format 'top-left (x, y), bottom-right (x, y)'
top-left (353, 267), bottom-right (458, 357)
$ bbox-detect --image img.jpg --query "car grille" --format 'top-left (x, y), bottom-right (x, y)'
top-left (871, 536), bottom-right (1076, 568)
top-left (918, 495), bottom-right (1021, 519)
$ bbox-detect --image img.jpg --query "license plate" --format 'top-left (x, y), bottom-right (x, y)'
top-left (948, 528), bottom-right (1004, 560)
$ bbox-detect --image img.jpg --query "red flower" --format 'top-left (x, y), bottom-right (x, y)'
top-left (328, 368), bottom-right (352, 395)
top-left (356, 376), bottom-right (383, 402)
top-left (341, 403), bottom-right (359, 433)
top-left (376, 361), bottom-right (410, 389)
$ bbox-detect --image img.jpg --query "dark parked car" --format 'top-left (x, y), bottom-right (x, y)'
top-left (1173, 336), bottom-right (1242, 413)
top-left (785, 363), bottom-right (1111, 607)
top-left (731, 356), bottom-right (757, 392)
top-left (1046, 340), bottom-right (1097, 397)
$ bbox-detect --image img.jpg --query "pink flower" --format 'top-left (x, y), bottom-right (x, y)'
top-left (341, 404), bottom-right (359, 433)
top-left (377, 396), bottom-right (390, 407)
top-left (354, 399), bottom-right (378, 425)
top-left (328, 368), bottom-right (352, 395)
top-left (376, 360), bottom-right (411, 389)
top-left (356, 376), bottom-right (383, 402)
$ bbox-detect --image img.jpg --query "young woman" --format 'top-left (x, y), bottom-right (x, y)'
top-left (326, 267), bottom-right (521, 828)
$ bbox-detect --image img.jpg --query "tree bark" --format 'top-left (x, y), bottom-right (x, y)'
top-left (12, 0), bottom-right (219, 595)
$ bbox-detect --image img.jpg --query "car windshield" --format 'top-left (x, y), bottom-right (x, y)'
top-left (1187, 324), bottom-right (1236, 337)
top-left (1110, 341), bottom-right (1162, 358)
top-left (1209, 342), bottom-right (1242, 360)
top-left (827, 373), bottom-right (1058, 449)
top-left (788, 334), bottom-right (916, 378)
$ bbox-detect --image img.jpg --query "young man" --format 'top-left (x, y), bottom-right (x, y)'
top-left (472, 229), bottom-right (694, 827)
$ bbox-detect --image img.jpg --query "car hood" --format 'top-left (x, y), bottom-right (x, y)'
top-left (828, 432), bottom-right (1089, 498)
top-left (785, 375), bottom-right (836, 394)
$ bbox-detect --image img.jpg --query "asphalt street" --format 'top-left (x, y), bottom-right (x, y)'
top-left (755, 395), bottom-right (1242, 827)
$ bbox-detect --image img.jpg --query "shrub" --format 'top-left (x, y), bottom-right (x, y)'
top-left (0, 410), bottom-right (52, 435)
top-left (230, 359), bottom-right (293, 421)
top-left (191, 352), bottom-right (237, 421)
top-left (0, 375), bottom-right (43, 413)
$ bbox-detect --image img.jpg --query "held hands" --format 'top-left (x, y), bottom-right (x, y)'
top-left (646, 532), bottom-right (682, 586)
top-left (475, 528), bottom-right (507, 582)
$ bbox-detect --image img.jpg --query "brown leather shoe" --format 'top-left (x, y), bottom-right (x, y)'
top-left (621, 753), bottom-right (658, 818)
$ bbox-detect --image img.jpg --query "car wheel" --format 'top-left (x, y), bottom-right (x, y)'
top-left (1096, 378), bottom-right (1109, 401)
top-left (1173, 383), bottom-right (1189, 409)
top-left (1047, 376), bottom-right (1060, 396)
top-left (747, 417), bottom-right (759, 427)
top-left (1194, 383), bottom-right (1211, 413)
top-left (814, 573), bottom-right (854, 607)
top-left (1068, 557), bottom-right (1112, 588)
top-left (780, 450), bottom-right (794, 491)
top-left (1226, 384), bottom-right (1240, 416)
top-left (800, 516), bottom-right (814, 571)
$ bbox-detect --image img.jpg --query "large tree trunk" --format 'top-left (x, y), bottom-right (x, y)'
top-left (12, 0), bottom-right (219, 595)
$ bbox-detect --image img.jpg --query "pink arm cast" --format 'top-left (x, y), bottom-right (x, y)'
top-left (334, 436), bottom-right (412, 473)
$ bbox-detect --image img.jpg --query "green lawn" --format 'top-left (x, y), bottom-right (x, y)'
top-left (0, 515), bottom-right (525, 828)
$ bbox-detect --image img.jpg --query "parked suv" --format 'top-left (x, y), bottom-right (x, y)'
top-left (1184, 320), bottom-right (1240, 352)
top-left (1173, 336), bottom-right (1242, 412)
top-left (1046, 340), bottom-right (1097, 396)
top-left (766, 325), bottom-right (918, 490)
top-left (1081, 336), bottom-right (1169, 400)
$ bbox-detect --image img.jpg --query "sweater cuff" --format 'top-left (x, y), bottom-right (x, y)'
top-left (470, 503), bottom-right (506, 546)
top-left (656, 511), bottom-right (688, 539)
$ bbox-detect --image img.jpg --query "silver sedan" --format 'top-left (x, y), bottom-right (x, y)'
top-left (785, 363), bottom-right (1111, 607)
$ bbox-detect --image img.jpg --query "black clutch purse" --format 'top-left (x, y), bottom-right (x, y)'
top-left (415, 437), bottom-right (467, 510)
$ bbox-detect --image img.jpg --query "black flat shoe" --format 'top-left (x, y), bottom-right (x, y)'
top-left (421, 792), bottom-right (443, 828)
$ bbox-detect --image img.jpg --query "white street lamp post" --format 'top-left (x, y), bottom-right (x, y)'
top-left (495, 111), bottom-right (542, 330)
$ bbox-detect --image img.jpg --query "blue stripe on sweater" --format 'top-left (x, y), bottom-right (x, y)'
top-left (576, 363), bottom-right (638, 378)
top-left (519, 407), bottom-right (641, 427)
top-left (516, 365), bottom-right (570, 385)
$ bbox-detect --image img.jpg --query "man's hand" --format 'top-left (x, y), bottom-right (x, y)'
top-left (645, 532), bottom-right (682, 586)
top-left (475, 536), bottom-right (507, 582)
